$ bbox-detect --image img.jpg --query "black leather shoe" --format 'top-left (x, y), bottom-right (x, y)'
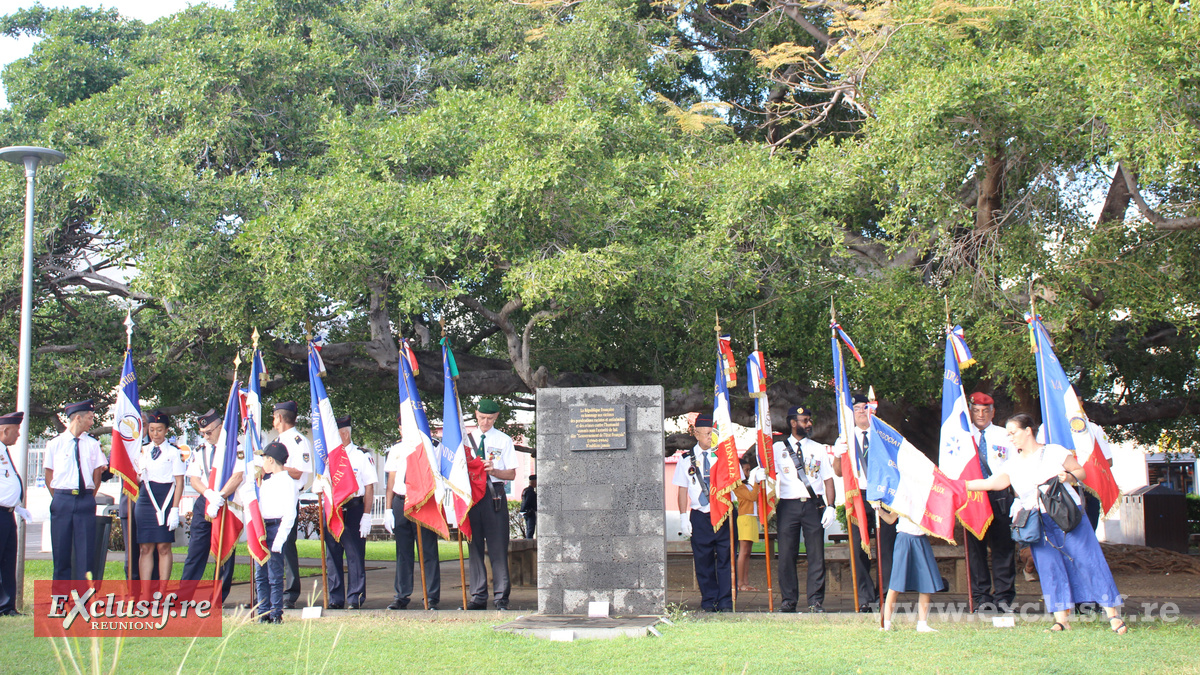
top-left (327, 603), bottom-right (344, 610)
top-left (808, 605), bottom-right (825, 614)
top-left (858, 604), bottom-right (873, 613)
top-left (428, 605), bottom-right (439, 611)
top-left (272, 615), bottom-right (284, 625)
top-left (388, 598), bottom-right (410, 610)
top-left (348, 601), bottom-right (361, 610)
top-left (283, 601), bottom-right (296, 610)
top-left (780, 602), bottom-right (798, 613)
top-left (466, 601), bottom-right (487, 610)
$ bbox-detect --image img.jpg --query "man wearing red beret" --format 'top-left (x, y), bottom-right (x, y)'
top-left (967, 392), bottom-right (1018, 613)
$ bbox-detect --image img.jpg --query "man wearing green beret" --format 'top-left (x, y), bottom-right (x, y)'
top-left (465, 399), bottom-right (517, 610)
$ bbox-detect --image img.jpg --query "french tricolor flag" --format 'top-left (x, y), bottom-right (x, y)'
top-left (308, 341), bottom-right (359, 540)
top-left (746, 351), bottom-right (777, 520)
top-left (439, 342), bottom-right (479, 538)
top-left (867, 415), bottom-right (967, 544)
top-left (937, 324), bottom-right (992, 539)
top-left (210, 380), bottom-right (244, 566)
top-left (398, 339), bottom-right (449, 538)
top-left (236, 349), bottom-right (270, 565)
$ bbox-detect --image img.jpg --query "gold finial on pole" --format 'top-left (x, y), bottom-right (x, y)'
top-left (251, 326), bottom-right (260, 350)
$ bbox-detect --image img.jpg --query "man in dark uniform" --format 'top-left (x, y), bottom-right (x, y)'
top-left (0, 411), bottom-right (31, 616)
top-left (323, 415), bottom-right (376, 609)
top-left (672, 413), bottom-right (733, 612)
top-left (832, 393), bottom-right (892, 612)
top-left (465, 399), bottom-right (517, 610)
top-left (44, 400), bottom-right (109, 580)
top-left (271, 401), bottom-right (312, 609)
top-left (966, 392), bottom-right (1018, 612)
top-left (764, 406), bottom-right (837, 613)
top-left (520, 475), bottom-right (537, 538)
top-left (180, 409), bottom-right (241, 601)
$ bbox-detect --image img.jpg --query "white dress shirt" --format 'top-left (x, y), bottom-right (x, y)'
top-left (971, 423), bottom-right (1015, 478)
top-left (672, 444), bottom-right (718, 513)
top-left (277, 428), bottom-right (312, 492)
top-left (138, 442), bottom-right (185, 484)
top-left (343, 443), bottom-right (378, 497)
top-left (467, 428), bottom-right (515, 485)
top-left (773, 436), bottom-right (834, 500)
top-left (384, 438), bottom-right (440, 497)
top-left (187, 441), bottom-right (244, 490)
top-left (44, 431), bottom-right (107, 490)
top-left (0, 441), bottom-right (23, 507)
top-left (257, 470), bottom-right (299, 549)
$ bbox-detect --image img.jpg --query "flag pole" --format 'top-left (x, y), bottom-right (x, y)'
top-left (831, 300), bottom-right (860, 612)
top-left (867, 386), bottom-right (884, 627)
top-left (442, 318), bottom-right (471, 611)
top-left (249, 331), bottom-right (259, 614)
top-left (213, 353), bottom-right (240, 602)
top-left (717, 311), bottom-right (736, 613)
top-left (123, 311), bottom-right (136, 582)
top-left (307, 322), bottom-right (331, 610)
top-left (751, 311), bottom-right (774, 612)
top-left (947, 298), bottom-right (976, 615)
top-left (416, 523), bottom-right (430, 610)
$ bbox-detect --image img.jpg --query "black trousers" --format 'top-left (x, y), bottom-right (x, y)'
top-left (524, 514), bottom-right (536, 538)
top-left (324, 497), bottom-right (367, 606)
top-left (689, 509), bottom-right (732, 611)
top-left (392, 495), bottom-right (441, 607)
top-left (966, 490), bottom-right (1016, 608)
top-left (180, 496), bottom-right (235, 602)
top-left (776, 498), bottom-right (826, 608)
top-left (467, 488), bottom-right (510, 607)
top-left (50, 490), bottom-right (96, 581)
top-left (0, 509), bottom-right (16, 614)
top-left (283, 516), bottom-right (301, 605)
top-left (848, 501), bottom-right (895, 606)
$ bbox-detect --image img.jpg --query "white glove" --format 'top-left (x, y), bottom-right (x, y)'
top-left (383, 510), bottom-right (395, 534)
top-left (167, 507), bottom-right (180, 530)
top-left (748, 467), bottom-right (767, 486)
top-left (359, 513), bottom-right (372, 538)
top-left (271, 534), bottom-right (286, 553)
top-left (820, 506), bottom-right (837, 529)
top-left (678, 512), bottom-right (692, 538)
top-left (203, 489), bottom-right (224, 508)
top-left (831, 437), bottom-right (848, 457)
top-left (205, 499), bottom-right (221, 520)
top-left (14, 506), bottom-right (32, 523)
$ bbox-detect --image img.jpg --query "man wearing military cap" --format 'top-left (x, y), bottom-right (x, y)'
top-left (966, 391), bottom-right (1018, 612)
top-left (672, 412), bottom-right (733, 612)
top-left (464, 399), bottom-right (517, 610)
top-left (44, 400), bottom-right (108, 580)
top-left (323, 415), bottom-right (377, 609)
top-left (755, 405), bottom-right (837, 612)
top-left (181, 408), bottom-right (242, 600)
top-left (0, 411), bottom-right (31, 615)
top-left (271, 401), bottom-right (312, 608)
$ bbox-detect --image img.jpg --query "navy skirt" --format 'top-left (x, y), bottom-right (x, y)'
top-left (134, 480), bottom-right (176, 544)
top-left (1030, 508), bottom-right (1121, 612)
top-left (889, 532), bottom-right (946, 594)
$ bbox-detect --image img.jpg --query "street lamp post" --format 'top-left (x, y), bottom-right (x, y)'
top-left (0, 145), bottom-right (66, 611)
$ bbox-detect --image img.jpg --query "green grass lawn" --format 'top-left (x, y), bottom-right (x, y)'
top-left (0, 613), bottom-right (1193, 674)
top-left (170, 539), bottom-right (467, 562)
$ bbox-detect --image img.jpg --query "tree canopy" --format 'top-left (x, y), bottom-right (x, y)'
top-left (1, 0), bottom-right (1197, 453)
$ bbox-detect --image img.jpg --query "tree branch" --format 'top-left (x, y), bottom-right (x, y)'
top-left (1120, 162), bottom-right (1200, 231)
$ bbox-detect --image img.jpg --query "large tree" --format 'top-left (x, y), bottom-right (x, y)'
top-left (1, 0), bottom-right (1197, 453)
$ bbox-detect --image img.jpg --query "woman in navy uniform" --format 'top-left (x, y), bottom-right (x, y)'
top-left (135, 410), bottom-right (185, 582)
top-left (44, 400), bottom-right (108, 580)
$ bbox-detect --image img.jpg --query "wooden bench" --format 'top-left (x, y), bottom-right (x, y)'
top-left (824, 544), bottom-right (968, 593)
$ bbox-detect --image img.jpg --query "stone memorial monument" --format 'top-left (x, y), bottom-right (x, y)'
top-left (535, 386), bottom-right (666, 615)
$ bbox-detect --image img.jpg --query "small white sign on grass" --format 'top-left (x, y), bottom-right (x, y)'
top-left (588, 601), bottom-right (610, 618)
top-left (550, 630), bottom-right (575, 642)
top-left (301, 606), bottom-right (323, 620)
top-left (992, 616), bottom-right (1015, 628)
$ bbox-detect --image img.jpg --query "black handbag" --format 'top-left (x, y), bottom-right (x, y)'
top-left (1010, 507), bottom-right (1042, 543)
top-left (1039, 477), bottom-right (1082, 533)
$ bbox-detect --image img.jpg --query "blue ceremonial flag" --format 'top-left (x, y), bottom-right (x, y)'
top-left (1026, 314), bottom-right (1121, 515)
top-left (440, 341), bottom-right (476, 537)
top-left (307, 341), bottom-right (358, 539)
top-left (866, 415), bottom-right (965, 544)
top-left (937, 324), bottom-right (991, 538)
